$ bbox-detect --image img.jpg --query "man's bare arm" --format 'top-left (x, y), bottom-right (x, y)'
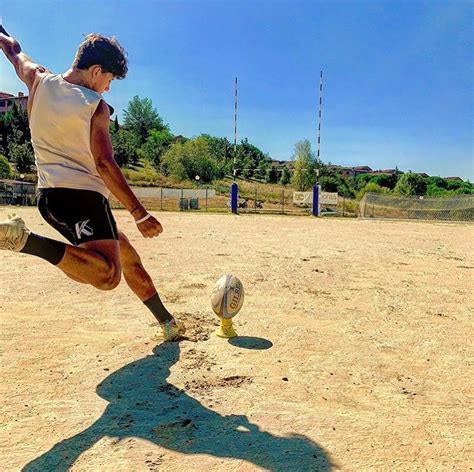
top-left (0, 28), bottom-right (48, 91)
top-left (91, 100), bottom-right (145, 215)
top-left (91, 101), bottom-right (163, 237)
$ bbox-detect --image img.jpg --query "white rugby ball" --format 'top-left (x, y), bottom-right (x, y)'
top-left (211, 274), bottom-right (244, 319)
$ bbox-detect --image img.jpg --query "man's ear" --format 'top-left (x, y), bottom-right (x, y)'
top-left (90, 64), bottom-right (102, 77)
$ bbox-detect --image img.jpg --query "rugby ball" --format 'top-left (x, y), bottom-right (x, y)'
top-left (211, 274), bottom-right (244, 319)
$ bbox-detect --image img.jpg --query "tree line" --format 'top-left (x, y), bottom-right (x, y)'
top-left (0, 95), bottom-right (472, 198)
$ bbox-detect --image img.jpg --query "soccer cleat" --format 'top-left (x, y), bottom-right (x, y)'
top-left (215, 317), bottom-right (238, 338)
top-left (0, 215), bottom-right (30, 252)
top-left (159, 318), bottom-right (186, 342)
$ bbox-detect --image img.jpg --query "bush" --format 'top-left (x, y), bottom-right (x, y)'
top-left (160, 137), bottom-right (219, 183)
top-left (0, 154), bottom-right (12, 179)
top-left (394, 172), bottom-right (427, 196)
top-left (356, 182), bottom-right (390, 200)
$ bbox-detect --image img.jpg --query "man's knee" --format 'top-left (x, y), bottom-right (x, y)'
top-left (95, 264), bottom-right (122, 290)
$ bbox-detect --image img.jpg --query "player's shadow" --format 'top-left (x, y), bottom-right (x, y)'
top-left (22, 343), bottom-right (332, 471)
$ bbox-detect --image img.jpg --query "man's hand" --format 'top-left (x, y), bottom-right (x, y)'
top-left (136, 213), bottom-right (163, 238)
top-left (0, 26), bottom-right (21, 54)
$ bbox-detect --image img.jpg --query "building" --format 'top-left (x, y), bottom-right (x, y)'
top-left (372, 168), bottom-right (397, 175)
top-left (328, 164), bottom-right (374, 178)
top-left (0, 91), bottom-right (28, 115)
top-left (270, 159), bottom-right (295, 171)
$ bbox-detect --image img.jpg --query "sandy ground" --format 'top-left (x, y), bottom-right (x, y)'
top-left (0, 207), bottom-right (473, 471)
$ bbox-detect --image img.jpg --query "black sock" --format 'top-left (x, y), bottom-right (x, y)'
top-left (20, 233), bottom-right (66, 266)
top-left (144, 292), bottom-right (173, 323)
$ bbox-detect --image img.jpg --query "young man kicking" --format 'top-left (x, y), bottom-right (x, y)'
top-left (0, 28), bottom-right (185, 341)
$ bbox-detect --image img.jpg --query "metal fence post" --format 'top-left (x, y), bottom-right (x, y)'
top-left (160, 187), bottom-right (163, 211)
top-left (282, 189), bottom-right (284, 214)
top-left (205, 188), bottom-right (208, 212)
top-left (254, 187), bottom-right (257, 213)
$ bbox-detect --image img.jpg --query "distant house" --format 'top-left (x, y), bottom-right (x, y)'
top-left (353, 166), bottom-right (373, 176)
top-left (270, 159), bottom-right (295, 171)
top-left (445, 176), bottom-right (463, 182)
top-left (0, 91), bottom-right (28, 115)
top-left (173, 135), bottom-right (186, 143)
top-left (372, 168), bottom-right (397, 175)
top-left (328, 165), bottom-right (352, 177)
top-left (416, 172), bottom-right (430, 178)
top-left (328, 165), bottom-right (373, 178)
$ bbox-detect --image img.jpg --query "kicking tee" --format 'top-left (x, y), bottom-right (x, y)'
top-left (29, 74), bottom-right (109, 199)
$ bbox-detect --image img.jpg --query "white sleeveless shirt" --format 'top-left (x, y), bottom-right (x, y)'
top-left (29, 74), bottom-right (110, 198)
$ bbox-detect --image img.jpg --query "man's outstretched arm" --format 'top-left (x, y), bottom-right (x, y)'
top-left (0, 26), bottom-right (48, 91)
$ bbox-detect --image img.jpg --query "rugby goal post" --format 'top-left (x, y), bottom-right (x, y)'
top-left (293, 187), bottom-right (338, 216)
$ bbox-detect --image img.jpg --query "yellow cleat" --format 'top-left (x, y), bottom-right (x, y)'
top-left (159, 319), bottom-right (186, 342)
top-left (215, 317), bottom-right (238, 338)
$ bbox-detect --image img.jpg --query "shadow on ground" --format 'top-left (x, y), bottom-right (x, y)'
top-left (22, 343), bottom-right (333, 471)
top-left (228, 336), bottom-right (274, 350)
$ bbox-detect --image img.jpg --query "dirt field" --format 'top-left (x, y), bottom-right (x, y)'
top-left (1, 207), bottom-right (473, 471)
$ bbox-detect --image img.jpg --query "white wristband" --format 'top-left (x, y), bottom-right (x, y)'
top-left (135, 213), bottom-right (152, 225)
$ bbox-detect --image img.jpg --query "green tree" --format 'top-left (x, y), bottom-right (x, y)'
top-left (371, 173), bottom-right (398, 189)
top-left (280, 167), bottom-right (291, 185)
top-left (160, 137), bottom-right (218, 183)
top-left (0, 154), bottom-right (12, 179)
top-left (0, 114), bottom-right (6, 156)
top-left (200, 134), bottom-right (233, 165)
top-left (113, 116), bottom-right (120, 133)
top-left (356, 182), bottom-right (390, 200)
top-left (110, 129), bottom-right (140, 167)
top-left (291, 140), bottom-right (316, 191)
top-left (265, 167), bottom-right (279, 184)
top-left (234, 138), bottom-right (270, 179)
top-left (139, 128), bottom-right (174, 168)
top-left (1, 102), bottom-right (31, 160)
top-left (9, 142), bottom-right (35, 173)
top-left (318, 175), bottom-right (339, 192)
top-left (123, 96), bottom-right (167, 145)
top-left (452, 181), bottom-right (474, 195)
top-left (426, 176), bottom-right (448, 189)
top-left (394, 172), bottom-right (427, 196)
top-left (354, 173), bottom-right (374, 190)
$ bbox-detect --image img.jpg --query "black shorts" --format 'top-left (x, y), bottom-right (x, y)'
top-left (37, 188), bottom-right (119, 246)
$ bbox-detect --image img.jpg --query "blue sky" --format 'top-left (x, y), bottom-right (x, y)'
top-left (1, 0), bottom-right (472, 179)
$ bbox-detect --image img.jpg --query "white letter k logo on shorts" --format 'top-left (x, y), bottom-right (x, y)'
top-left (75, 219), bottom-right (94, 240)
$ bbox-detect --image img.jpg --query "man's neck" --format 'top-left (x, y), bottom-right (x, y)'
top-left (62, 68), bottom-right (92, 89)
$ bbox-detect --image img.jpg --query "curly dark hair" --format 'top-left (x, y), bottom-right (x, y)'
top-left (73, 33), bottom-right (128, 79)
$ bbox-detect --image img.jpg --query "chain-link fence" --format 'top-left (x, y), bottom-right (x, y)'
top-left (109, 187), bottom-right (229, 213)
top-left (235, 186), bottom-right (311, 215)
top-left (0, 179), bottom-right (37, 205)
top-left (110, 186), bottom-right (314, 215)
top-left (359, 193), bottom-right (474, 222)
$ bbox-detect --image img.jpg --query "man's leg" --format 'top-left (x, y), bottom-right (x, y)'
top-left (118, 231), bottom-right (185, 340)
top-left (0, 215), bottom-right (121, 290)
top-left (58, 239), bottom-right (121, 290)
top-left (118, 231), bottom-right (171, 320)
